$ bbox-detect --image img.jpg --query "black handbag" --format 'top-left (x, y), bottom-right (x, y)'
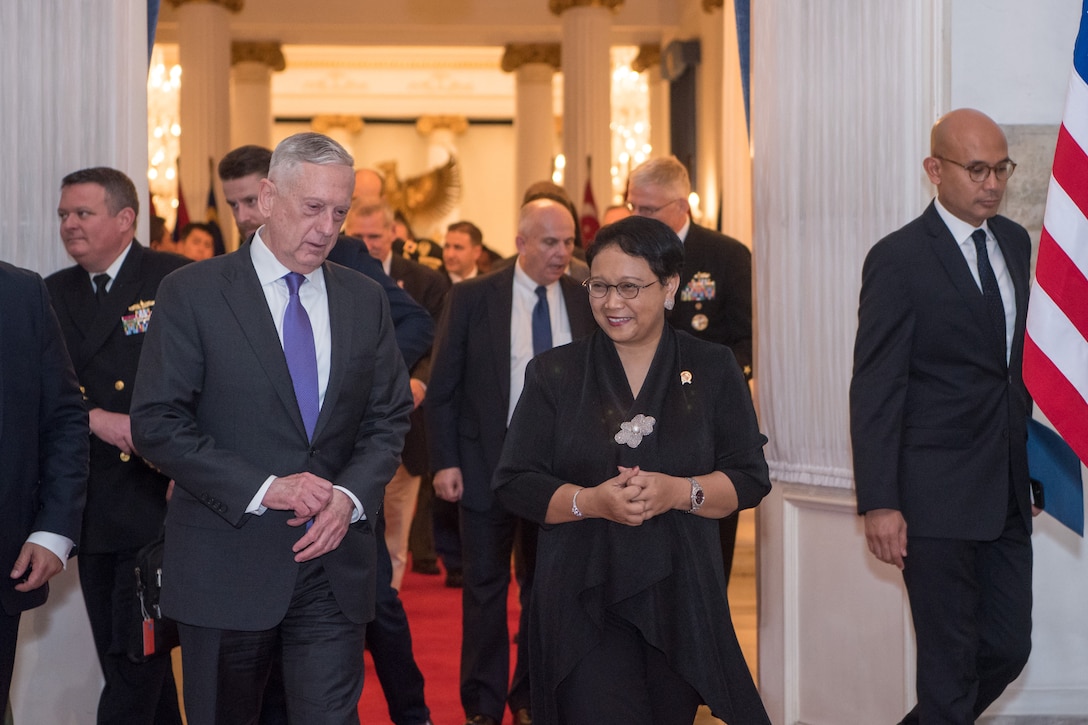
top-left (129, 532), bottom-right (179, 662)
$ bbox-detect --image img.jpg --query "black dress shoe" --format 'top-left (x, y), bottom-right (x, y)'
top-left (514, 707), bottom-right (532, 725)
top-left (464, 716), bottom-right (498, 725)
top-left (412, 559), bottom-right (441, 575)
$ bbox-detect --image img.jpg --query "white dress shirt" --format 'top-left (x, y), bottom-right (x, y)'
top-left (509, 261), bottom-right (572, 424)
top-left (244, 230), bottom-right (363, 520)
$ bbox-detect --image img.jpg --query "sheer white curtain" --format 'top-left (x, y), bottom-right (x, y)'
top-left (753, 0), bottom-right (944, 490)
top-left (2, 2), bottom-right (148, 721)
top-left (0, 0), bottom-right (148, 277)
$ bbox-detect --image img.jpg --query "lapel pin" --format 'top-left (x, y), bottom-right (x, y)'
top-left (680, 370), bottom-right (693, 385)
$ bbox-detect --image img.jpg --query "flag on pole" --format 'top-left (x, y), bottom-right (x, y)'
top-left (206, 157), bottom-right (225, 255)
top-left (171, 158), bottom-right (190, 243)
top-left (581, 157), bottom-right (600, 246)
top-left (1022, 0), bottom-right (1088, 534)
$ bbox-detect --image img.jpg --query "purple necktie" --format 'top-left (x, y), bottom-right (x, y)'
top-left (282, 272), bottom-right (319, 441)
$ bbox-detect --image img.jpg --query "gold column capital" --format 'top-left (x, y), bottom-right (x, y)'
top-left (631, 44), bottom-right (661, 73)
top-left (167, 0), bottom-right (244, 11)
top-left (231, 41), bottom-right (286, 72)
top-left (416, 115), bottom-right (469, 137)
top-left (548, 0), bottom-right (623, 16)
top-left (702, 0), bottom-right (724, 11)
top-left (311, 115), bottom-right (364, 135)
top-left (501, 43), bottom-right (562, 73)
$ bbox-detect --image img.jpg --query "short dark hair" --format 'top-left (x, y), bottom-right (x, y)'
top-left (150, 215), bottom-right (168, 242)
top-left (179, 221), bottom-right (213, 240)
top-left (218, 145), bottom-right (273, 181)
top-left (586, 215), bottom-right (684, 282)
top-left (61, 167), bottom-right (139, 218)
top-left (447, 220), bottom-right (482, 246)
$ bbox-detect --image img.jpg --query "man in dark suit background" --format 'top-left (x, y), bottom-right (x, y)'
top-left (345, 201), bottom-right (449, 591)
top-left (625, 156), bottom-right (753, 584)
top-left (0, 261), bottom-right (89, 715)
top-left (131, 133), bottom-right (413, 724)
top-left (45, 167), bottom-right (187, 725)
top-left (426, 198), bottom-right (596, 725)
top-left (850, 108), bottom-right (1034, 724)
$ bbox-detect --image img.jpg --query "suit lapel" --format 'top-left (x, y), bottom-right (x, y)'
top-left (488, 266), bottom-right (515, 413)
top-left (560, 274), bottom-right (595, 337)
top-left (220, 247), bottom-right (310, 442)
top-left (922, 204), bottom-right (1002, 357)
top-left (315, 263), bottom-right (353, 442)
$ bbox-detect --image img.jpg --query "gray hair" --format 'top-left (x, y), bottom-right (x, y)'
top-left (351, 201), bottom-right (396, 227)
top-left (269, 133), bottom-right (354, 184)
top-left (628, 156), bottom-right (691, 198)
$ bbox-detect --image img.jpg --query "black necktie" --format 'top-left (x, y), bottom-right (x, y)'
top-left (93, 273), bottom-right (110, 305)
top-left (971, 229), bottom-right (1005, 346)
top-left (532, 285), bottom-right (552, 356)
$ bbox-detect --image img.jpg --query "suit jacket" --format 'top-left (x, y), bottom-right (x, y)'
top-left (130, 245), bottom-right (413, 629)
top-left (45, 242), bottom-right (188, 554)
top-left (389, 254), bottom-right (450, 476)
top-left (326, 235), bottom-right (434, 370)
top-left (0, 263), bottom-right (89, 616)
top-left (850, 202), bottom-right (1032, 539)
top-left (426, 265), bottom-right (596, 512)
top-left (668, 224), bottom-right (753, 376)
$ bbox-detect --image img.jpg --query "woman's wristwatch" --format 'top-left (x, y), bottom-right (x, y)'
top-left (686, 476), bottom-right (704, 514)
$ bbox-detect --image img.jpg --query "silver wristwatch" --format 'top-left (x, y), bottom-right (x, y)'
top-left (686, 476), bottom-right (704, 514)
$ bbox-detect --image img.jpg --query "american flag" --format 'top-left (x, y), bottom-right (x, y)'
top-left (1024, 0), bottom-right (1088, 466)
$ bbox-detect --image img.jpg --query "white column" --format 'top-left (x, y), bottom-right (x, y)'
top-left (719, 0), bottom-right (751, 247)
top-left (176, 0), bottom-right (234, 230)
top-left (554, 0), bottom-right (619, 213)
top-left (695, 1), bottom-right (724, 227)
top-left (311, 115), bottom-right (364, 158)
top-left (231, 41), bottom-right (285, 150)
top-left (633, 44), bottom-right (670, 163)
top-left (502, 44), bottom-right (561, 206)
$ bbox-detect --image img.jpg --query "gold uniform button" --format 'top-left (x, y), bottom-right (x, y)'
top-left (119, 452), bottom-right (131, 462)
top-left (79, 385), bottom-right (86, 394)
top-left (114, 380), bottom-right (125, 391)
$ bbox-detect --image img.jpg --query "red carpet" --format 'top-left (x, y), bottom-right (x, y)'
top-left (358, 564), bottom-right (521, 725)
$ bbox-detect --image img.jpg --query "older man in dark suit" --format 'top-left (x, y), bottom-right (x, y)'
top-left (851, 108), bottom-right (1034, 724)
top-left (46, 167), bottom-right (188, 725)
top-left (427, 198), bottom-right (596, 725)
top-left (131, 133), bottom-right (413, 725)
top-left (0, 261), bottom-right (89, 715)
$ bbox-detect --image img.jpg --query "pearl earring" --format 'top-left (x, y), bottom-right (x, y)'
top-left (664, 298), bottom-right (675, 310)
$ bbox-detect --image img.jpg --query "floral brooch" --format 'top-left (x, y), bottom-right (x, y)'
top-left (614, 414), bottom-right (657, 448)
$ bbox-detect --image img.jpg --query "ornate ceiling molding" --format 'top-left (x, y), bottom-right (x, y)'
top-left (416, 115), bottom-right (469, 136)
top-left (630, 43), bottom-right (660, 73)
top-left (500, 43), bottom-right (561, 73)
top-left (311, 115), bottom-right (364, 135)
top-left (167, 0), bottom-right (244, 12)
top-left (232, 41), bottom-right (286, 71)
top-left (548, 0), bottom-right (623, 16)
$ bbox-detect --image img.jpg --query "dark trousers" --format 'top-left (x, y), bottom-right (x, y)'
top-left (433, 496), bottom-right (463, 574)
top-left (555, 612), bottom-right (701, 725)
top-left (368, 511), bottom-right (430, 725)
top-left (0, 610), bottom-right (19, 716)
top-left (179, 561), bottom-right (366, 725)
top-left (459, 501), bottom-right (534, 721)
top-left (900, 504), bottom-right (1032, 724)
top-left (408, 473), bottom-right (436, 568)
top-left (78, 552), bottom-right (182, 725)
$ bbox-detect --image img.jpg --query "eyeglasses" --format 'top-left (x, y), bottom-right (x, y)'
top-left (624, 198), bottom-right (684, 216)
top-left (934, 156), bottom-right (1017, 183)
top-left (583, 279), bottom-right (659, 299)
